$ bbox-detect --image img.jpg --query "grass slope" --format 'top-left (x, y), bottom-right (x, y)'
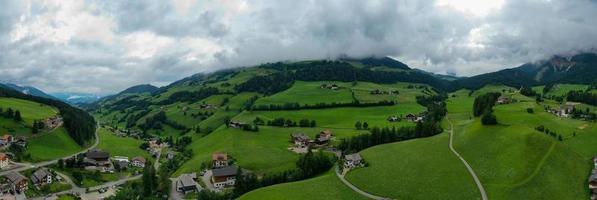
top-left (448, 87), bottom-right (593, 199)
top-left (97, 128), bottom-right (151, 159)
top-left (175, 126), bottom-right (367, 176)
top-left (345, 133), bottom-right (480, 199)
top-left (27, 127), bottom-right (84, 162)
top-left (239, 169), bottom-right (368, 200)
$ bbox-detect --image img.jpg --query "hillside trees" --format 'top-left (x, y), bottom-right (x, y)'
top-left (472, 92), bottom-right (500, 117)
top-left (0, 87), bottom-right (96, 145)
top-left (566, 90), bottom-right (597, 106)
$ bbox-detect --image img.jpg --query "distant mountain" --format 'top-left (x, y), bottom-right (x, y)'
top-left (51, 92), bottom-right (104, 104)
top-left (343, 56), bottom-right (411, 70)
top-left (413, 69), bottom-right (463, 81)
top-left (1, 83), bottom-right (57, 100)
top-left (455, 53), bottom-right (597, 90)
top-left (118, 84), bottom-right (158, 95)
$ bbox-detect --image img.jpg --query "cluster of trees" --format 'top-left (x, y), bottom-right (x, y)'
top-left (199, 151), bottom-right (335, 199)
top-left (31, 120), bottom-right (45, 134)
top-left (520, 87), bottom-right (537, 97)
top-left (0, 86), bottom-right (96, 145)
top-left (566, 90), bottom-right (597, 106)
top-left (535, 125), bottom-right (563, 141)
top-left (139, 111), bottom-right (187, 131)
top-left (235, 73), bottom-right (295, 95)
top-left (338, 122), bottom-right (442, 153)
top-left (252, 100), bottom-right (395, 111)
top-left (266, 117), bottom-right (316, 128)
top-left (0, 107), bottom-right (22, 121)
top-left (8, 144), bottom-right (28, 161)
top-left (354, 121), bottom-right (369, 130)
top-left (472, 92), bottom-right (500, 125)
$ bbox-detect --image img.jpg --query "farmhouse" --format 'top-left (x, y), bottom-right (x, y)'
top-left (496, 96), bottom-right (511, 104)
top-left (320, 83), bottom-right (339, 90)
top-left (404, 113), bottom-right (417, 121)
top-left (5, 172), bottom-right (27, 193)
top-left (314, 130), bottom-right (333, 145)
top-left (211, 166), bottom-right (237, 188)
top-left (344, 153), bottom-right (363, 169)
top-left (131, 156), bottom-right (146, 168)
top-left (13, 137), bottom-right (26, 148)
top-left (45, 116), bottom-right (63, 129)
top-left (200, 104), bottom-right (216, 109)
top-left (176, 173), bottom-right (199, 194)
top-left (0, 153), bottom-right (9, 169)
top-left (212, 153), bottom-right (229, 168)
top-left (30, 168), bottom-right (52, 186)
top-left (387, 116), bottom-right (399, 122)
top-left (290, 133), bottom-right (311, 147)
top-left (1, 135), bottom-right (13, 143)
top-left (590, 156), bottom-right (597, 199)
top-left (84, 149), bottom-right (111, 167)
top-left (229, 121), bottom-right (247, 129)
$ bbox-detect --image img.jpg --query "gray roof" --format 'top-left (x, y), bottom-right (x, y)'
top-left (177, 173), bottom-right (197, 188)
top-left (86, 149), bottom-right (110, 160)
top-left (345, 153), bottom-right (362, 161)
top-left (31, 168), bottom-right (51, 184)
top-left (212, 166), bottom-right (237, 177)
top-left (5, 172), bottom-right (26, 184)
top-left (292, 133), bottom-right (310, 140)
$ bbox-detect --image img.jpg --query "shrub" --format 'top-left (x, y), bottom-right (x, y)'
top-left (526, 108), bottom-right (534, 113)
top-left (481, 112), bottom-right (498, 125)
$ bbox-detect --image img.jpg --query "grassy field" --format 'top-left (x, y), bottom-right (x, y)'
top-left (97, 128), bottom-right (151, 159)
top-left (447, 87), bottom-right (593, 199)
top-left (345, 132), bottom-right (480, 199)
top-left (27, 127), bottom-right (84, 162)
top-left (0, 97), bottom-right (58, 124)
top-left (239, 169), bottom-right (368, 200)
top-left (254, 81), bottom-right (355, 107)
top-left (174, 126), bottom-right (368, 176)
top-left (234, 103), bottom-right (425, 129)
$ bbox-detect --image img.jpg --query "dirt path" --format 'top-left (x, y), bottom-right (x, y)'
top-left (447, 116), bottom-right (488, 200)
top-left (335, 167), bottom-right (391, 200)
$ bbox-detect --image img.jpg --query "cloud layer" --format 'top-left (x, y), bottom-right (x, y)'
top-left (0, 0), bottom-right (596, 94)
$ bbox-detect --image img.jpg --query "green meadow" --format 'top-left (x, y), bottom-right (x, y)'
top-left (27, 127), bottom-right (84, 162)
top-left (254, 81), bottom-right (355, 106)
top-left (0, 97), bottom-right (58, 125)
top-left (447, 86), bottom-right (593, 199)
top-left (174, 126), bottom-right (368, 176)
top-left (239, 169), bottom-right (368, 200)
top-left (98, 128), bottom-right (151, 159)
top-left (234, 104), bottom-right (425, 129)
top-left (345, 132), bottom-right (480, 199)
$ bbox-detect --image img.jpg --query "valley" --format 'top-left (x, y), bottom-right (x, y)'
top-left (0, 56), bottom-right (595, 200)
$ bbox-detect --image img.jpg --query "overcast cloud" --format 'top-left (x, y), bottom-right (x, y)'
top-left (0, 0), bottom-right (596, 94)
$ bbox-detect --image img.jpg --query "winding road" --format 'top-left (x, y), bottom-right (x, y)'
top-left (446, 116), bottom-right (488, 200)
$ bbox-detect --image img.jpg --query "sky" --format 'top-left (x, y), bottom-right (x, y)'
top-left (0, 0), bottom-right (596, 94)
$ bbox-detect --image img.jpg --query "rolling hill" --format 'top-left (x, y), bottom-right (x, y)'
top-left (87, 54), bottom-right (596, 199)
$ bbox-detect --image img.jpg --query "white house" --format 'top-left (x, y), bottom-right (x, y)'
top-left (344, 153), bottom-right (363, 169)
top-left (131, 156), bottom-right (146, 168)
top-left (211, 166), bottom-right (237, 188)
top-left (0, 153), bottom-right (9, 169)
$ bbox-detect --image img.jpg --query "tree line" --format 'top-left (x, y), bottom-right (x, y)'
top-left (566, 90), bottom-right (597, 106)
top-left (252, 100), bottom-right (395, 111)
top-left (0, 107), bottom-right (22, 121)
top-left (266, 117), bottom-right (317, 128)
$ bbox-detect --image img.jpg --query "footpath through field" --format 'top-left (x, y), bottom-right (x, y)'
top-left (335, 167), bottom-right (391, 200)
top-left (447, 116), bottom-right (488, 200)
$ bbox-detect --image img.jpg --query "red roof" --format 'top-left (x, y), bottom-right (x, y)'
top-left (212, 153), bottom-right (228, 161)
top-left (0, 153), bottom-right (8, 161)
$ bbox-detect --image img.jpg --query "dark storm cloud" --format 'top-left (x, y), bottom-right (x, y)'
top-left (0, 0), bottom-right (596, 94)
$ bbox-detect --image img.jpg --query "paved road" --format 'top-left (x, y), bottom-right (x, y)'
top-left (335, 167), bottom-right (391, 200)
top-left (446, 116), bottom-right (488, 200)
